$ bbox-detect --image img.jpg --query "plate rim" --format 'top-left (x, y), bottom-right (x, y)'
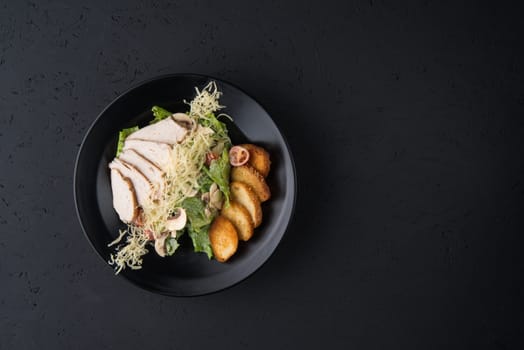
top-left (73, 73), bottom-right (297, 296)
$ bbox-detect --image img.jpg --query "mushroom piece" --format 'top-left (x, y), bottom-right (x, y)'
top-left (172, 113), bottom-right (196, 131)
top-left (209, 183), bottom-right (223, 210)
top-left (201, 192), bottom-right (210, 204)
top-left (165, 208), bottom-right (187, 232)
top-left (154, 232), bottom-right (169, 257)
top-left (211, 141), bottom-right (225, 156)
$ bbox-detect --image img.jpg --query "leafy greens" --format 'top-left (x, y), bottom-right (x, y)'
top-left (151, 106), bottom-right (173, 124)
top-left (199, 113), bottom-right (231, 145)
top-left (181, 197), bottom-right (213, 259)
top-left (165, 237), bottom-right (180, 256)
top-left (204, 149), bottom-right (231, 206)
top-left (116, 126), bottom-right (139, 157)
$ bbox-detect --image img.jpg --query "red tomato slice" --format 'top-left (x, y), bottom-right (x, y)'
top-left (205, 152), bottom-right (218, 166)
top-left (229, 146), bottom-right (250, 166)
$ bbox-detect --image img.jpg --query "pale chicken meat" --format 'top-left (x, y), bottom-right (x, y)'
top-left (119, 149), bottom-right (165, 196)
top-left (122, 139), bottom-right (173, 172)
top-left (109, 159), bottom-right (155, 207)
top-left (109, 116), bottom-right (188, 223)
top-left (127, 117), bottom-right (188, 145)
top-left (110, 168), bottom-right (138, 223)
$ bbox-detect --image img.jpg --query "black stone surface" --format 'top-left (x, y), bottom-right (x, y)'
top-left (1, 1), bottom-right (523, 349)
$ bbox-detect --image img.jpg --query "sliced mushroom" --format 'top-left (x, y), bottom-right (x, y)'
top-left (172, 113), bottom-right (196, 131)
top-left (209, 183), bottom-right (223, 210)
top-left (201, 192), bottom-right (210, 204)
top-left (154, 232), bottom-right (169, 257)
top-left (211, 141), bottom-right (225, 156)
top-left (165, 208), bottom-right (187, 232)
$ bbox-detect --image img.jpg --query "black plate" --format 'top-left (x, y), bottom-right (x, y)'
top-left (74, 74), bottom-right (296, 296)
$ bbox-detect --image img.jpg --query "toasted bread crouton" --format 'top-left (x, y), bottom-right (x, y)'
top-left (221, 201), bottom-right (255, 241)
top-left (209, 216), bottom-right (238, 262)
top-left (231, 165), bottom-right (271, 202)
top-left (230, 181), bottom-right (262, 227)
top-left (240, 144), bottom-right (271, 177)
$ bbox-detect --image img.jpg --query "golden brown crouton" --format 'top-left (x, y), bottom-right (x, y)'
top-left (230, 181), bottom-right (262, 227)
top-left (239, 144), bottom-right (271, 178)
top-left (231, 165), bottom-right (271, 202)
top-left (209, 216), bottom-right (238, 262)
top-left (221, 201), bottom-right (255, 241)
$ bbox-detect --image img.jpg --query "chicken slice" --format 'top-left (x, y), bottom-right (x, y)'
top-left (119, 149), bottom-right (165, 196)
top-left (110, 168), bottom-right (138, 223)
top-left (122, 139), bottom-right (173, 172)
top-left (109, 159), bottom-right (154, 206)
top-left (126, 117), bottom-right (188, 144)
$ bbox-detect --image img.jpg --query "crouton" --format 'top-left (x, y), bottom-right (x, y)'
top-left (221, 201), bottom-right (255, 241)
top-left (230, 181), bottom-right (262, 227)
top-left (231, 165), bottom-right (271, 202)
top-left (209, 216), bottom-right (238, 262)
top-left (240, 144), bottom-right (271, 177)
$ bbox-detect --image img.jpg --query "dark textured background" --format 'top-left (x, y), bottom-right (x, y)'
top-left (1, 1), bottom-right (524, 349)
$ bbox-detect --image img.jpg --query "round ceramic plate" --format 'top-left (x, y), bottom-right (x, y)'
top-left (74, 74), bottom-right (296, 296)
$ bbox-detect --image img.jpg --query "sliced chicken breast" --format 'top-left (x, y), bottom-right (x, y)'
top-left (122, 139), bottom-right (173, 172)
top-left (127, 117), bottom-right (188, 144)
top-left (109, 159), bottom-right (154, 206)
top-left (110, 168), bottom-right (138, 223)
top-left (119, 149), bottom-right (165, 196)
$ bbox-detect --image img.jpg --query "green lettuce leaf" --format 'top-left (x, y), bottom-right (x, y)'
top-left (182, 197), bottom-right (211, 229)
top-left (199, 113), bottom-right (230, 143)
top-left (151, 106), bottom-right (173, 124)
top-left (116, 126), bottom-right (139, 156)
top-left (165, 237), bottom-right (180, 256)
top-left (187, 225), bottom-right (213, 259)
top-left (204, 149), bottom-right (231, 205)
top-left (198, 173), bottom-right (214, 193)
top-left (181, 197), bottom-right (214, 258)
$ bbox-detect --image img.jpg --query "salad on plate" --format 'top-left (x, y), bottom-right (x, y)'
top-left (107, 82), bottom-right (272, 273)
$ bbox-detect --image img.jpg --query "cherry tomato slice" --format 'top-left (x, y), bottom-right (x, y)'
top-left (205, 152), bottom-right (218, 166)
top-left (229, 146), bottom-right (250, 166)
